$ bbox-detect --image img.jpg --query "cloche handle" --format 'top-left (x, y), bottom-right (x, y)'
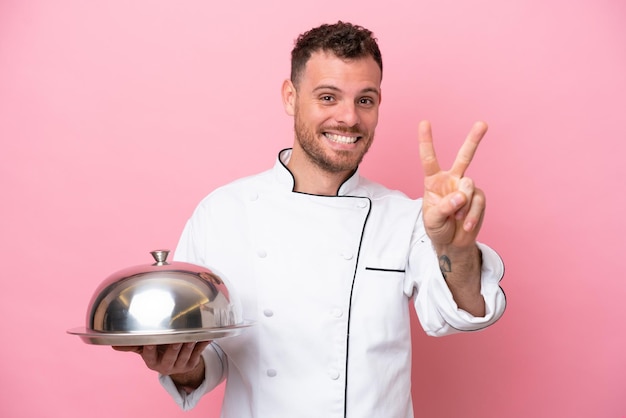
top-left (150, 250), bottom-right (170, 266)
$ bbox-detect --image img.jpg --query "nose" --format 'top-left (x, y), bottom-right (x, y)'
top-left (335, 101), bottom-right (360, 127)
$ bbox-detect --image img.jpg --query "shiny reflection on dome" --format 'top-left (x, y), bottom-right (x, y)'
top-left (128, 289), bottom-right (175, 327)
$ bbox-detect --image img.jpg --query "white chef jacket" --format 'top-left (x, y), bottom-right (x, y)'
top-left (160, 149), bottom-right (506, 418)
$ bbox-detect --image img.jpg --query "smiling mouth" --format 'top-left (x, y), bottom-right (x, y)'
top-left (324, 132), bottom-right (361, 144)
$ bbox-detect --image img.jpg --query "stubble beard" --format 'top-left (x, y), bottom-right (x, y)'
top-left (293, 112), bottom-right (374, 174)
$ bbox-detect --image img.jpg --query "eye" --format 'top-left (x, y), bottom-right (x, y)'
top-left (320, 95), bottom-right (335, 102)
top-left (358, 97), bottom-right (376, 107)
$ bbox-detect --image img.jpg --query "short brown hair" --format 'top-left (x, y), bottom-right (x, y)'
top-left (290, 21), bottom-right (383, 86)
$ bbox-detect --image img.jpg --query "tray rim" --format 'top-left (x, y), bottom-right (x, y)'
top-left (67, 321), bottom-right (253, 346)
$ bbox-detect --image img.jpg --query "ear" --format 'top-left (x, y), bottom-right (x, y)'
top-left (282, 79), bottom-right (297, 116)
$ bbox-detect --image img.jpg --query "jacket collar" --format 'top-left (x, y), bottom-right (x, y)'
top-left (274, 148), bottom-right (361, 197)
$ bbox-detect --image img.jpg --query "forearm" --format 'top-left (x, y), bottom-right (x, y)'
top-left (435, 244), bottom-right (485, 317)
top-left (169, 358), bottom-right (206, 394)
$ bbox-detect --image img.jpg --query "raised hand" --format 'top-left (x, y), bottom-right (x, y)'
top-left (418, 120), bottom-right (488, 252)
top-left (418, 120), bottom-right (488, 316)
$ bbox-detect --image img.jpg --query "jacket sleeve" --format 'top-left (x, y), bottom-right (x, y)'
top-left (406, 211), bottom-right (506, 336)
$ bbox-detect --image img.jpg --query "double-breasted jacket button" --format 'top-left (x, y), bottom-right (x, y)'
top-left (340, 251), bottom-right (354, 260)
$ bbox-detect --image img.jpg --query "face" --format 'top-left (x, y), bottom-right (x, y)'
top-left (283, 51), bottom-right (382, 175)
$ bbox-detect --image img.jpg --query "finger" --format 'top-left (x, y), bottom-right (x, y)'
top-left (158, 343), bottom-right (185, 371)
top-left (185, 341), bottom-right (211, 368)
top-left (450, 121), bottom-right (488, 177)
top-left (455, 177), bottom-right (475, 220)
top-left (461, 188), bottom-right (486, 233)
top-left (141, 345), bottom-right (161, 369)
top-left (112, 345), bottom-right (143, 354)
top-left (418, 120), bottom-right (441, 176)
top-left (191, 341), bottom-right (212, 359)
top-left (172, 342), bottom-right (197, 369)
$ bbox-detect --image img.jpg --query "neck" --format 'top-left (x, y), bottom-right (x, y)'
top-left (286, 150), bottom-right (353, 196)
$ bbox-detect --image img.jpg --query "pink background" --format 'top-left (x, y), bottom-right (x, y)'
top-left (1, 1), bottom-right (625, 417)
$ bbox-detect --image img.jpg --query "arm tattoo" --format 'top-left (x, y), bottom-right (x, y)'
top-left (439, 255), bottom-right (452, 280)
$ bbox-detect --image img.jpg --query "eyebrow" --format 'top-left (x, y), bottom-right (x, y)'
top-left (312, 84), bottom-right (381, 97)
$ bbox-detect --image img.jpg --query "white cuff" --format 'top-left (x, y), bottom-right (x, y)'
top-left (416, 242), bottom-right (506, 336)
top-left (158, 343), bottom-right (227, 411)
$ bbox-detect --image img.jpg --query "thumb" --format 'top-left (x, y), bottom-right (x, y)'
top-left (426, 190), bottom-right (467, 223)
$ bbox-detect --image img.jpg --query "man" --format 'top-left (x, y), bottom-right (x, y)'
top-left (115, 21), bottom-right (506, 417)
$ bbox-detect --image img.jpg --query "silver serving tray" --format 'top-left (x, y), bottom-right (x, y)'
top-left (68, 322), bottom-right (252, 346)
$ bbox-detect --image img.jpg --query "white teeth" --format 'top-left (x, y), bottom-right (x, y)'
top-left (325, 133), bottom-right (358, 144)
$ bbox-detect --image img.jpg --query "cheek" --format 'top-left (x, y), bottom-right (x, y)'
top-left (309, 110), bottom-right (335, 128)
top-left (362, 112), bottom-right (378, 132)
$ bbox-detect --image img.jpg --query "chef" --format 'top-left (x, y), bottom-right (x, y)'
top-left (114, 21), bottom-right (506, 418)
